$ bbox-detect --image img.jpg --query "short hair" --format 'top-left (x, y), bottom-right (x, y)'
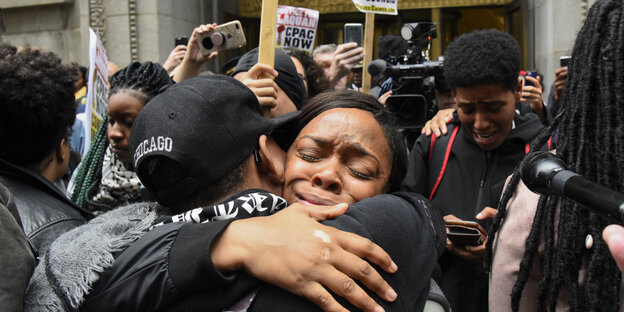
top-left (0, 43), bottom-right (76, 165)
top-left (299, 90), bottom-right (407, 192)
top-left (443, 29), bottom-right (521, 92)
top-left (312, 44), bottom-right (337, 57)
top-left (138, 155), bottom-right (248, 213)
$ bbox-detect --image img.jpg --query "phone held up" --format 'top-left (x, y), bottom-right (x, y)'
top-left (520, 70), bottom-right (539, 87)
top-left (560, 55), bottom-right (571, 67)
top-left (445, 219), bottom-right (487, 247)
top-left (174, 36), bottom-right (189, 47)
top-left (196, 20), bottom-right (247, 56)
top-left (343, 23), bottom-right (363, 47)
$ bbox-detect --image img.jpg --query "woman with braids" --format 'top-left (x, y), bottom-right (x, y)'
top-left (70, 61), bottom-right (173, 213)
top-left (488, 0), bottom-right (624, 310)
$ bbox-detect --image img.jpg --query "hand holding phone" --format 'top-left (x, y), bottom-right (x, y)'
top-left (196, 20), bottom-right (247, 56)
top-left (445, 219), bottom-right (487, 246)
top-left (560, 55), bottom-right (571, 67)
top-left (175, 36), bottom-right (189, 47)
top-left (521, 70), bottom-right (539, 87)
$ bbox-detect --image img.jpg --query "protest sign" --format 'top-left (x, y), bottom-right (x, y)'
top-left (276, 5), bottom-right (319, 51)
top-left (352, 0), bottom-right (398, 15)
top-left (82, 28), bottom-right (109, 155)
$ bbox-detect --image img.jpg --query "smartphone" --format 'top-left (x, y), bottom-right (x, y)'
top-left (523, 70), bottom-right (539, 87)
top-left (344, 23), bottom-right (363, 47)
top-left (560, 55), bottom-right (571, 67)
top-left (196, 20), bottom-right (247, 56)
top-left (445, 220), bottom-right (486, 246)
top-left (174, 36), bottom-right (188, 47)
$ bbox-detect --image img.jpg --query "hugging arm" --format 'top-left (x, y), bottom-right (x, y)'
top-left (81, 202), bottom-right (399, 312)
top-left (249, 192), bottom-right (446, 311)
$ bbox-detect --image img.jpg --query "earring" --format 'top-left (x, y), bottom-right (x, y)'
top-left (254, 148), bottom-right (261, 163)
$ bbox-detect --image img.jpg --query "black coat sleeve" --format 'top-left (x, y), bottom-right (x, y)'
top-left (401, 133), bottom-right (431, 195)
top-left (81, 220), bottom-right (238, 312)
top-left (249, 192), bottom-right (446, 312)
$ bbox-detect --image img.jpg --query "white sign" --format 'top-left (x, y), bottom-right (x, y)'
top-left (351, 0), bottom-right (398, 15)
top-left (83, 28), bottom-right (109, 155)
top-left (276, 5), bottom-right (319, 51)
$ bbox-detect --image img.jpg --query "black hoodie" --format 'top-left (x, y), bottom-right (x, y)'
top-left (401, 111), bottom-right (544, 312)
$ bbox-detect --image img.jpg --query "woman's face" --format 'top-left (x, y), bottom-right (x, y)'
top-left (283, 108), bottom-right (392, 205)
top-left (107, 92), bottom-right (145, 164)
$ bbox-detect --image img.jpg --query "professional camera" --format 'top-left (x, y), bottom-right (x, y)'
top-left (368, 22), bottom-right (445, 134)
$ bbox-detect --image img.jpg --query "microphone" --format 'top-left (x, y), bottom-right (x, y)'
top-left (521, 151), bottom-right (624, 223)
top-left (367, 59), bottom-right (388, 76)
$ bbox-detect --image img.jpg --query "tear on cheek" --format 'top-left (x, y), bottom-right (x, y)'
top-left (314, 230), bottom-right (331, 243)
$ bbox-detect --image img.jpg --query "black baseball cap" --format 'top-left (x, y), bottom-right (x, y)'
top-left (129, 75), bottom-right (298, 205)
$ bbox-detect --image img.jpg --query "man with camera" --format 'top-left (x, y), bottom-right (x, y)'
top-left (401, 29), bottom-right (545, 312)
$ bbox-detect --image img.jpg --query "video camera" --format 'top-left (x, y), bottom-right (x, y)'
top-left (368, 22), bottom-right (445, 131)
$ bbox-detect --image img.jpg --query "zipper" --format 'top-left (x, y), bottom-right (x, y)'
top-left (474, 151), bottom-right (491, 217)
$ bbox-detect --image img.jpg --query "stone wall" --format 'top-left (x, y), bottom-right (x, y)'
top-left (0, 0), bottom-right (237, 71)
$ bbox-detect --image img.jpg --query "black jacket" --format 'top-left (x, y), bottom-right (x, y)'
top-left (401, 112), bottom-right (544, 312)
top-left (0, 158), bottom-right (92, 257)
top-left (82, 190), bottom-right (445, 312)
top-left (0, 182), bottom-right (35, 312)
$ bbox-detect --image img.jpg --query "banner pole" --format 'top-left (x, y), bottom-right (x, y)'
top-left (361, 12), bottom-right (375, 94)
top-left (258, 0), bottom-right (279, 117)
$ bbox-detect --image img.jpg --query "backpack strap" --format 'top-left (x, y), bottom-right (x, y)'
top-left (429, 126), bottom-right (459, 201)
top-left (524, 137), bottom-right (554, 155)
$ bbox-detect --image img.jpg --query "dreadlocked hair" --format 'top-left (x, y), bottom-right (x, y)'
top-left (486, 0), bottom-right (623, 311)
top-left (71, 62), bottom-right (173, 212)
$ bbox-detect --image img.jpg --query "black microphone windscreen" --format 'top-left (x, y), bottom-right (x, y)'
top-left (367, 59), bottom-right (387, 76)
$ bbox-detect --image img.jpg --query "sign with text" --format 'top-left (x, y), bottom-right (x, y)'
top-left (83, 27), bottom-right (109, 155)
top-left (276, 5), bottom-right (319, 51)
top-left (352, 0), bottom-right (398, 15)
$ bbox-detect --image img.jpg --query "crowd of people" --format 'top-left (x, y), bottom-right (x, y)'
top-left (2, 0), bottom-right (624, 311)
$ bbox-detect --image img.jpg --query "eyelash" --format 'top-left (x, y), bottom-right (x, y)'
top-left (298, 152), bottom-right (320, 162)
top-left (298, 149), bottom-right (375, 180)
top-left (350, 168), bottom-right (373, 180)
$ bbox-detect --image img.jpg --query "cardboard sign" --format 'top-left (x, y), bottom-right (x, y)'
top-left (276, 5), bottom-right (319, 51)
top-left (83, 28), bottom-right (109, 155)
top-left (351, 0), bottom-right (398, 15)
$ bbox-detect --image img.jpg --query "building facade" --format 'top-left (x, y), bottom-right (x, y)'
top-left (0, 0), bottom-right (592, 91)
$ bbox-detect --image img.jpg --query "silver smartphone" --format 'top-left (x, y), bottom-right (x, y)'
top-left (344, 23), bottom-right (363, 47)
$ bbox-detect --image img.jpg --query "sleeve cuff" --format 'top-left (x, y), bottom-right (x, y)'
top-left (168, 220), bottom-right (237, 294)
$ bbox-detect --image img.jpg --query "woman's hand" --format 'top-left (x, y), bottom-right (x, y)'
top-left (173, 23), bottom-right (219, 82)
top-left (421, 108), bottom-right (455, 137)
top-left (212, 202), bottom-right (398, 312)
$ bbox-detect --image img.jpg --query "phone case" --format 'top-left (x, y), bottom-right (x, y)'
top-left (196, 20), bottom-right (246, 55)
top-left (445, 220), bottom-right (486, 246)
top-left (344, 23), bottom-right (363, 47)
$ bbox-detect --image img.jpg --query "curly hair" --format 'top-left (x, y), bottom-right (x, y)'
top-left (284, 48), bottom-right (331, 99)
top-left (0, 43), bottom-right (77, 166)
top-left (443, 29), bottom-right (521, 92)
top-left (299, 90), bottom-right (407, 193)
top-left (71, 62), bottom-right (173, 211)
top-left (486, 1), bottom-right (623, 310)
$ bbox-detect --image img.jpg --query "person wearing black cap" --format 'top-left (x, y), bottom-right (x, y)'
top-left (26, 75), bottom-right (396, 312)
top-left (27, 75), bottom-right (444, 312)
top-left (233, 47), bottom-right (307, 117)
